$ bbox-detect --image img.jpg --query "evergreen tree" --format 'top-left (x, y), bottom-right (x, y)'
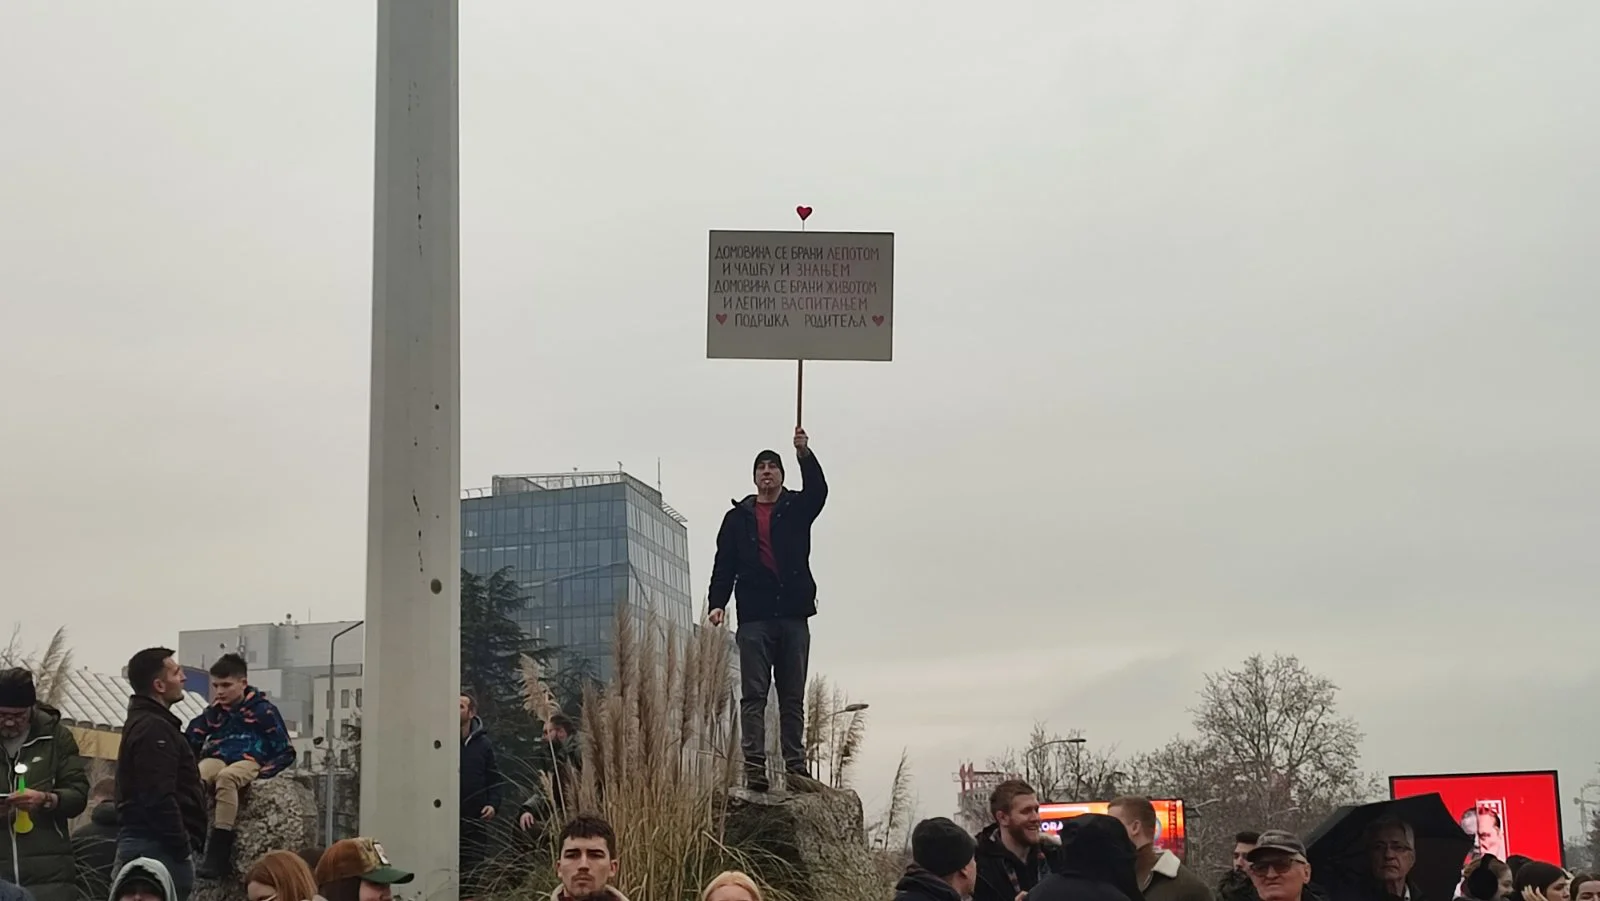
top-left (460, 566), bottom-right (552, 766)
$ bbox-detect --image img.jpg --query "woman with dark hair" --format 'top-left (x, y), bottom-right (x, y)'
top-left (1511, 862), bottom-right (1569, 901)
top-left (1567, 875), bottom-right (1600, 901)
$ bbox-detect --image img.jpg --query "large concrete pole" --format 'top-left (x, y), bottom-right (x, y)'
top-left (361, 2), bottom-right (460, 899)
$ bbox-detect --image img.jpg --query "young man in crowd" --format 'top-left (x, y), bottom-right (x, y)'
top-left (973, 780), bottom-right (1057, 901)
top-left (706, 428), bottom-right (828, 793)
top-left (520, 713), bottom-right (581, 833)
top-left (0, 668), bottom-right (90, 901)
top-left (73, 778), bottom-right (122, 901)
top-left (1107, 796), bottom-right (1212, 901)
top-left (110, 859), bottom-right (178, 901)
top-left (552, 814), bottom-right (629, 901)
top-left (1216, 830), bottom-right (1263, 901)
top-left (116, 648), bottom-right (206, 901)
top-left (895, 818), bottom-right (978, 901)
top-left (458, 693), bottom-right (501, 901)
top-left (1244, 831), bottom-right (1313, 901)
top-left (184, 653), bottom-right (296, 879)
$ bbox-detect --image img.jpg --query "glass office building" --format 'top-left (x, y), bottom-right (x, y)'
top-left (460, 471), bottom-right (692, 681)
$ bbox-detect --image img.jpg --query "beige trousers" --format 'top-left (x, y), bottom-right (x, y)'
top-left (198, 758), bottom-right (262, 831)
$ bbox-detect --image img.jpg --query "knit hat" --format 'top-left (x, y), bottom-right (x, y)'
top-left (753, 450), bottom-right (784, 476)
top-left (911, 817), bottom-right (976, 877)
top-left (0, 669), bottom-right (37, 708)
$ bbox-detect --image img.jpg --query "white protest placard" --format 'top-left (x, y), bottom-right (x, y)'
top-left (706, 230), bottom-right (894, 362)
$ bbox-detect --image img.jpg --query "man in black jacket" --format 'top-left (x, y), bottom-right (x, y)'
top-left (115, 648), bottom-right (205, 901)
top-left (458, 693), bottom-right (501, 901)
top-left (706, 427), bottom-right (827, 793)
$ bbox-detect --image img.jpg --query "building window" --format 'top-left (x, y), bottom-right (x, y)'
top-left (307, 711), bottom-right (315, 732)
top-left (355, 689), bottom-right (363, 708)
top-left (340, 749), bottom-right (350, 768)
top-left (341, 689), bottom-right (351, 709)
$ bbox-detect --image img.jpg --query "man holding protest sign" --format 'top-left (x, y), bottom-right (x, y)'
top-left (707, 427), bottom-right (828, 793)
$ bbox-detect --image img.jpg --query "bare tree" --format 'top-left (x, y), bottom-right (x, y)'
top-left (1127, 654), bottom-right (1379, 879)
top-left (991, 724), bottom-right (1127, 802)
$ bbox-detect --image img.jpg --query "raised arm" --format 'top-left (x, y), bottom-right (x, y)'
top-left (792, 428), bottom-right (827, 519)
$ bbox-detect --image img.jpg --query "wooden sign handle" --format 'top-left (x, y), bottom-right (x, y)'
top-left (796, 360), bottom-right (805, 429)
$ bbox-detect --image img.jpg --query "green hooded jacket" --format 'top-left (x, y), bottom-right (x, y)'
top-left (3, 704), bottom-right (90, 901)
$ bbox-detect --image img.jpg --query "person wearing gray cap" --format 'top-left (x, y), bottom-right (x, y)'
top-left (896, 818), bottom-right (979, 901)
top-left (1247, 831), bottom-right (1315, 901)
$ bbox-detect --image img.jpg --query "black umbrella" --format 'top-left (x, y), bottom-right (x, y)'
top-left (1306, 793), bottom-right (1474, 901)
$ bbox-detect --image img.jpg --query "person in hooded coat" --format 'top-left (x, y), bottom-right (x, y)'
top-left (1028, 814), bottom-right (1144, 901)
top-left (111, 858), bottom-right (178, 901)
top-left (895, 819), bottom-right (979, 901)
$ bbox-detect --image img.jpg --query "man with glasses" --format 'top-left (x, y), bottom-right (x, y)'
top-left (0, 668), bottom-right (91, 901)
top-left (1247, 831), bottom-right (1315, 901)
top-left (1366, 818), bottom-right (1418, 900)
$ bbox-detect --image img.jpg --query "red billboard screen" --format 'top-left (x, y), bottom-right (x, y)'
top-left (1389, 771), bottom-right (1563, 865)
top-left (1039, 800), bottom-right (1188, 860)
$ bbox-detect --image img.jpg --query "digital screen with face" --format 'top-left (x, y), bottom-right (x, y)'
top-left (1038, 799), bottom-right (1188, 860)
top-left (1389, 772), bottom-right (1562, 866)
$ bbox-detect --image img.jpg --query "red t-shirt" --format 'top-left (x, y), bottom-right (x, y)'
top-left (753, 501), bottom-right (779, 574)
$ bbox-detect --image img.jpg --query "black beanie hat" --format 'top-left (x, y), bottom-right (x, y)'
top-left (0, 668), bottom-right (38, 708)
top-left (912, 817), bottom-right (976, 877)
top-left (753, 450), bottom-right (784, 476)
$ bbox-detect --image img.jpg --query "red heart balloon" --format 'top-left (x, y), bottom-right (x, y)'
top-left (796, 205), bottom-right (813, 222)
top-left (715, 314), bottom-right (727, 324)
top-left (871, 315), bottom-right (884, 326)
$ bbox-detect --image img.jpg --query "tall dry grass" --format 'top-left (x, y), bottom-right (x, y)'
top-left (484, 615), bottom-right (799, 901)
top-left (1, 625), bottom-right (74, 704)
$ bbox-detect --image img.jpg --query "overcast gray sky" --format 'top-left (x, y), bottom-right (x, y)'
top-left (4, 1), bottom-right (1598, 829)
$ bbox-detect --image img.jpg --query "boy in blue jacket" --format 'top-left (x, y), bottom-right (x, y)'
top-left (184, 654), bottom-right (295, 879)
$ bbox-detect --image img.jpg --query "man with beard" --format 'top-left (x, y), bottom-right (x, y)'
top-left (550, 815), bottom-right (630, 901)
top-left (1219, 831), bottom-right (1264, 901)
top-left (974, 780), bottom-right (1057, 901)
top-left (895, 818), bottom-right (978, 901)
top-left (115, 648), bottom-right (206, 901)
top-left (0, 668), bottom-right (90, 901)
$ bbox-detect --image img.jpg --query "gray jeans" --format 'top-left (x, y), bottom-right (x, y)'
top-left (738, 617), bottom-right (811, 774)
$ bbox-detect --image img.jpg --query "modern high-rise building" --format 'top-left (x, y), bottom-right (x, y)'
top-left (460, 471), bottom-right (693, 681)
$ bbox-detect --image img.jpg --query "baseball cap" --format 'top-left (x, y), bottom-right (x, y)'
top-left (314, 837), bottom-right (415, 886)
top-left (1247, 830), bottom-right (1308, 863)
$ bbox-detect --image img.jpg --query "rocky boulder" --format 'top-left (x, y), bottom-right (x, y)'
top-left (192, 777), bottom-right (318, 901)
top-left (724, 782), bottom-right (879, 901)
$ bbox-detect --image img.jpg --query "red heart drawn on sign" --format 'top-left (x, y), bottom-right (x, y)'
top-left (715, 314), bottom-right (727, 324)
top-left (871, 315), bottom-right (884, 326)
top-left (796, 205), bottom-right (813, 222)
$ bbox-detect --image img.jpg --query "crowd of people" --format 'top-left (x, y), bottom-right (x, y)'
top-left (888, 777), bottom-right (1590, 901)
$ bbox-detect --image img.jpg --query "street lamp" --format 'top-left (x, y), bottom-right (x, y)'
top-left (1023, 736), bottom-right (1087, 799)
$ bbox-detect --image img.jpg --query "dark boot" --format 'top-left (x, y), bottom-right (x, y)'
top-left (196, 827), bottom-right (235, 880)
top-left (786, 768), bottom-right (826, 794)
top-left (745, 760), bottom-right (770, 794)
